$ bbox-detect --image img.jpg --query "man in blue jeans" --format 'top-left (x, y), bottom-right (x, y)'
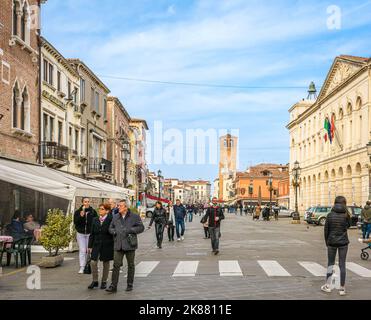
top-left (174, 199), bottom-right (187, 241)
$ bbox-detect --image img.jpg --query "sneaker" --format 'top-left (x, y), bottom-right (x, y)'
top-left (214, 250), bottom-right (219, 255)
top-left (181, 236), bottom-right (184, 241)
top-left (339, 288), bottom-right (346, 296)
top-left (177, 238), bottom-right (181, 242)
top-left (78, 267), bottom-right (84, 274)
top-left (321, 284), bottom-right (332, 293)
top-left (358, 238), bottom-right (364, 243)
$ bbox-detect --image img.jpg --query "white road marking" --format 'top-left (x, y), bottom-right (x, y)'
top-left (258, 260), bottom-right (291, 277)
top-left (173, 261), bottom-right (199, 277)
top-left (298, 261), bottom-right (327, 277)
top-left (219, 260), bottom-right (243, 276)
top-left (346, 262), bottom-right (371, 277)
top-left (134, 261), bottom-right (160, 277)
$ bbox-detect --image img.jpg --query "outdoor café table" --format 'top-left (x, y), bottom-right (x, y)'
top-left (0, 236), bottom-right (13, 248)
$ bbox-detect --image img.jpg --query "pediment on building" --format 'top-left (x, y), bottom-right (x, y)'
top-left (317, 56), bottom-right (368, 101)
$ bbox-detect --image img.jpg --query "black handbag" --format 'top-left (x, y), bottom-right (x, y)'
top-left (84, 254), bottom-right (92, 274)
top-left (127, 234), bottom-right (137, 247)
top-left (200, 214), bottom-right (208, 224)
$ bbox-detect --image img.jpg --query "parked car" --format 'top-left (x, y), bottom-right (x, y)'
top-left (272, 206), bottom-right (295, 217)
top-left (304, 207), bottom-right (314, 222)
top-left (146, 206), bottom-right (155, 218)
top-left (306, 205), bottom-right (361, 227)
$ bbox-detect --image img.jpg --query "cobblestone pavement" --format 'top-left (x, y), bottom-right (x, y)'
top-left (1, 213), bottom-right (370, 300)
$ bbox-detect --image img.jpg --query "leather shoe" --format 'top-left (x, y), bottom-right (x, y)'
top-left (214, 250), bottom-right (219, 255)
top-left (106, 285), bottom-right (117, 293)
top-left (125, 285), bottom-right (133, 292)
top-left (88, 281), bottom-right (99, 289)
top-left (100, 282), bottom-right (107, 290)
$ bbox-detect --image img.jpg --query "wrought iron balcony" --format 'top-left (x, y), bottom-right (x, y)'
top-left (87, 157), bottom-right (112, 175)
top-left (42, 141), bottom-right (69, 168)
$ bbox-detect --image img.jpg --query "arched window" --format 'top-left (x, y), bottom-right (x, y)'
top-left (21, 5), bottom-right (26, 41)
top-left (20, 1), bottom-right (30, 43)
top-left (13, 0), bottom-right (19, 36)
top-left (346, 102), bottom-right (352, 115)
top-left (12, 82), bottom-right (20, 128)
top-left (21, 88), bottom-right (30, 131)
top-left (356, 97), bottom-right (362, 111)
top-left (21, 90), bottom-right (25, 130)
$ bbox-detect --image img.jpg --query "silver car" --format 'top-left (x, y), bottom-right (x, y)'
top-left (272, 206), bottom-right (295, 217)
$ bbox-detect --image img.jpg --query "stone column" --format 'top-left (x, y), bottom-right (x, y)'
top-left (15, 96), bottom-right (22, 129)
top-left (16, 11), bottom-right (22, 38)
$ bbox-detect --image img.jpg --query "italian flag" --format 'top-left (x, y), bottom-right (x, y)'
top-left (324, 115), bottom-right (335, 144)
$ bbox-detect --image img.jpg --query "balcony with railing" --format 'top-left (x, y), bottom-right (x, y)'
top-left (42, 141), bottom-right (69, 168)
top-left (87, 157), bottom-right (113, 180)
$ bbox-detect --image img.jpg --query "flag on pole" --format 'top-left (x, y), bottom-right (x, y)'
top-left (324, 117), bottom-right (331, 143)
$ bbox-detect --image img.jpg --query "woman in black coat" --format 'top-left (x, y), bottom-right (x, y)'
top-left (321, 196), bottom-right (351, 296)
top-left (148, 201), bottom-right (167, 249)
top-left (88, 203), bottom-right (114, 290)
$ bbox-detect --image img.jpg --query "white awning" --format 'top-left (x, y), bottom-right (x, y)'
top-left (0, 159), bottom-right (76, 200)
top-left (0, 158), bottom-right (135, 201)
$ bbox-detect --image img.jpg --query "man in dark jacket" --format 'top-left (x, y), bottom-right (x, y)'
top-left (106, 199), bottom-right (145, 293)
top-left (203, 197), bottom-right (225, 255)
top-left (73, 197), bottom-right (98, 274)
top-left (322, 196), bottom-right (351, 296)
top-left (148, 202), bottom-right (167, 248)
top-left (361, 201), bottom-right (371, 239)
top-left (173, 199), bottom-right (187, 241)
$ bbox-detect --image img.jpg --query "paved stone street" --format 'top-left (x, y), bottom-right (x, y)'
top-left (1, 214), bottom-right (370, 300)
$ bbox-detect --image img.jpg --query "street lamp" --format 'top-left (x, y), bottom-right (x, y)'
top-left (292, 161), bottom-right (301, 222)
top-left (268, 172), bottom-right (273, 218)
top-left (249, 180), bottom-right (254, 214)
top-left (157, 170), bottom-right (162, 199)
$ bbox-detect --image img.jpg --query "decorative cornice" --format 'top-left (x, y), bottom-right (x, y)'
top-left (67, 59), bottom-right (110, 94)
top-left (41, 37), bottom-right (79, 78)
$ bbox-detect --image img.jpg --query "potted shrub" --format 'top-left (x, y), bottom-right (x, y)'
top-left (39, 209), bottom-right (75, 268)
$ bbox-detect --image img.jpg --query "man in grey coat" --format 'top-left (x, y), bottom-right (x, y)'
top-left (106, 200), bottom-right (145, 293)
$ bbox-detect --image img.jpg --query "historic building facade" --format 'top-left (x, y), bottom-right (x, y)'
top-left (68, 59), bottom-right (111, 181)
top-left (184, 180), bottom-right (211, 203)
top-left (218, 133), bottom-right (238, 202)
top-left (0, 0), bottom-right (43, 163)
top-left (129, 119), bottom-right (149, 201)
top-left (287, 55), bottom-right (371, 212)
top-left (234, 164), bottom-right (289, 207)
top-left (107, 96), bottom-right (131, 187)
top-left (41, 38), bottom-right (83, 174)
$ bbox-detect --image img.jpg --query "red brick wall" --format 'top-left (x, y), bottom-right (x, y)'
top-left (0, 0), bottom-right (40, 163)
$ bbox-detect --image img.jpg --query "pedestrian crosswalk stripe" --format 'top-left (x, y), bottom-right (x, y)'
top-left (346, 262), bottom-right (371, 278)
top-left (135, 261), bottom-right (160, 277)
top-left (173, 261), bottom-right (199, 277)
top-left (219, 260), bottom-right (243, 276)
top-left (298, 261), bottom-right (327, 277)
top-left (258, 260), bottom-right (291, 277)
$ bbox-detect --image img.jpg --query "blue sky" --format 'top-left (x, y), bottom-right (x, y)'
top-left (42, 0), bottom-right (371, 183)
